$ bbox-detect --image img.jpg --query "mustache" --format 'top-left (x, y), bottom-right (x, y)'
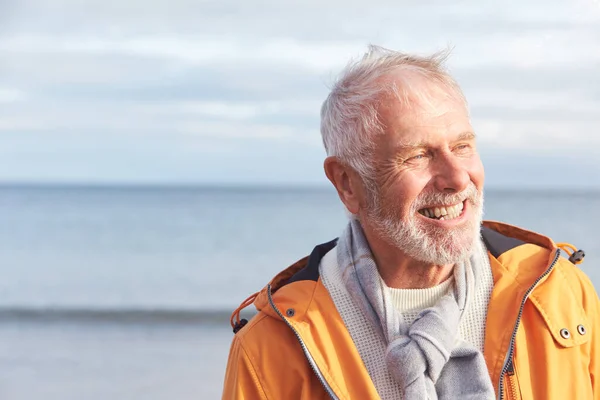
top-left (412, 183), bottom-right (481, 211)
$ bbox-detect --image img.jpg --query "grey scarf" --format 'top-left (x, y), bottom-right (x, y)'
top-left (337, 219), bottom-right (495, 399)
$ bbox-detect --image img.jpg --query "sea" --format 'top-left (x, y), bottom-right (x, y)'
top-left (1, 185), bottom-right (599, 400)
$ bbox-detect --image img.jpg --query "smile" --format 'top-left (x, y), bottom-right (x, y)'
top-left (417, 201), bottom-right (464, 221)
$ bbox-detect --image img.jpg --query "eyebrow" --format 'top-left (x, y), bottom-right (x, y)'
top-left (393, 131), bottom-right (476, 152)
top-left (453, 131), bottom-right (476, 143)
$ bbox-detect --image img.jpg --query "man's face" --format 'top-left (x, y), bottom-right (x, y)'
top-left (360, 80), bottom-right (485, 265)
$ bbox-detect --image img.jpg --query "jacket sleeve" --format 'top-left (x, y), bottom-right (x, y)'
top-left (222, 335), bottom-right (268, 400)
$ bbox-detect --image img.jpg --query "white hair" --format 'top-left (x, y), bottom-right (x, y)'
top-left (320, 45), bottom-right (468, 184)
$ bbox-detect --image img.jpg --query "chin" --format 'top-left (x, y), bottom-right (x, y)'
top-left (387, 217), bottom-right (480, 265)
top-left (423, 223), bottom-right (481, 264)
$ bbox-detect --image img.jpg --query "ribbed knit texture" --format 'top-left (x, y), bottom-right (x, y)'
top-left (320, 240), bottom-right (494, 399)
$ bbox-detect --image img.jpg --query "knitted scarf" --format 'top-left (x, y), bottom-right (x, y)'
top-left (336, 219), bottom-right (495, 399)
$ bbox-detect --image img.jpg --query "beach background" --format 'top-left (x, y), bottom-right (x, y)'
top-left (1, 184), bottom-right (599, 399)
top-left (3, 0), bottom-right (600, 399)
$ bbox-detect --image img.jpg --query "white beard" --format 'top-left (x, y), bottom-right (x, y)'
top-left (365, 183), bottom-right (484, 265)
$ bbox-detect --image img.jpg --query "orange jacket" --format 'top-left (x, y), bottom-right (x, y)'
top-left (222, 221), bottom-right (600, 399)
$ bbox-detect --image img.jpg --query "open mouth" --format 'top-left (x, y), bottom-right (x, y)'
top-left (417, 201), bottom-right (465, 221)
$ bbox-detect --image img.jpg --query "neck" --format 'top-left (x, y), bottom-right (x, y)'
top-left (361, 222), bottom-right (454, 289)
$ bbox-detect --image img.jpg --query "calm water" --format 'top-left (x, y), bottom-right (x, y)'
top-left (1, 185), bottom-right (599, 399)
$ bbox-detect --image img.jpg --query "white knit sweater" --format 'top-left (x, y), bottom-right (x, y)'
top-left (384, 273), bottom-right (488, 352)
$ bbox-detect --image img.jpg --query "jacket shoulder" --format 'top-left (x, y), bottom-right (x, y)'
top-left (234, 308), bottom-right (312, 366)
top-left (554, 256), bottom-right (600, 313)
top-left (235, 310), bottom-right (295, 344)
top-left (223, 311), bottom-right (325, 399)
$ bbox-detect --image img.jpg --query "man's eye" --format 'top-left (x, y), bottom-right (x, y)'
top-left (408, 154), bottom-right (426, 161)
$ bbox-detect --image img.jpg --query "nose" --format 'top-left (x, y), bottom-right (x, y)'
top-left (432, 154), bottom-right (470, 193)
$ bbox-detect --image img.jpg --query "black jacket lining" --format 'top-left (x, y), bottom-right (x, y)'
top-left (481, 226), bottom-right (526, 259)
top-left (286, 238), bottom-right (337, 284)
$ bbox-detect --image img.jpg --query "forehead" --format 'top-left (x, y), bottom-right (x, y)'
top-left (376, 77), bottom-right (471, 145)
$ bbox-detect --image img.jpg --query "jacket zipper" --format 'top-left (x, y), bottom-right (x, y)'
top-left (267, 284), bottom-right (339, 400)
top-left (505, 359), bottom-right (519, 400)
top-left (496, 249), bottom-right (561, 400)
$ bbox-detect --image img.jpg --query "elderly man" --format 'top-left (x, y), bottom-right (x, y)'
top-left (222, 46), bottom-right (598, 399)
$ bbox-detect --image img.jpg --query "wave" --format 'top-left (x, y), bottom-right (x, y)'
top-left (0, 307), bottom-right (257, 326)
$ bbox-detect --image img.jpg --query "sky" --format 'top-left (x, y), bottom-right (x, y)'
top-left (1, 0), bottom-right (599, 188)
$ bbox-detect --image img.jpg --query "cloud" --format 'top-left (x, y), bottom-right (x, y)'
top-left (473, 119), bottom-right (600, 150)
top-left (131, 100), bottom-right (321, 121)
top-left (1, 0), bottom-right (599, 185)
top-left (0, 34), bottom-right (362, 74)
top-left (0, 88), bottom-right (27, 103)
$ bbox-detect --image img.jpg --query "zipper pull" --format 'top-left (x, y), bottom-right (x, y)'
top-left (506, 358), bottom-right (515, 376)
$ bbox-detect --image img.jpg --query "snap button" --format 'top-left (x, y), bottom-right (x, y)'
top-left (577, 325), bottom-right (586, 335)
top-left (286, 308), bottom-right (295, 317)
top-left (560, 328), bottom-right (571, 339)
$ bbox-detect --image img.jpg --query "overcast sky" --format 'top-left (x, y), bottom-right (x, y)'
top-left (1, 0), bottom-right (599, 188)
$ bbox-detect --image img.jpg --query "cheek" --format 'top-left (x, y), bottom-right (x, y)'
top-left (383, 178), bottom-right (426, 215)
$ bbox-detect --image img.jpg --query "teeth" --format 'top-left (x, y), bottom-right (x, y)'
top-left (418, 202), bottom-right (464, 221)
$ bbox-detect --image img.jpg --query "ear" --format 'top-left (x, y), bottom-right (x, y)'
top-left (324, 156), bottom-right (362, 215)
